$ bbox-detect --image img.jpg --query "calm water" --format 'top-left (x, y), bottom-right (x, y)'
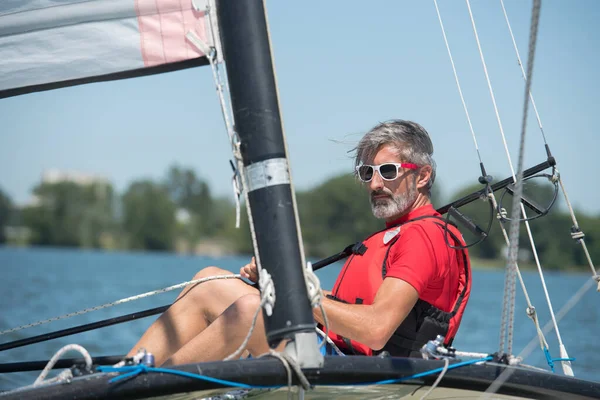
top-left (0, 246), bottom-right (598, 390)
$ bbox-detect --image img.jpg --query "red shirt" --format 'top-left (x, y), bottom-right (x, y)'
top-left (384, 204), bottom-right (459, 313)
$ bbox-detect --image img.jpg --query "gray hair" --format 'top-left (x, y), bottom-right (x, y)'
top-left (353, 120), bottom-right (437, 191)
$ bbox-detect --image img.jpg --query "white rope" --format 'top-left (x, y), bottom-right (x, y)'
top-left (231, 167), bottom-right (242, 229)
top-left (304, 261), bottom-right (331, 350)
top-left (432, 347), bottom-right (523, 366)
top-left (260, 349), bottom-right (311, 400)
top-left (315, 327), bottom-right (345, 356)
top-left (227, 288), bottom-right (313, 400)
top-left (222, 295), bottom-right (266, 361)
top-left (0, 274), bottom-right (242, 336)
top-left (304, 262), bottom-right (321, 309)
top-left (223, 263), bottom-right (340, 363)
top-left (258, 268), bottom-right (276, 317)
top-left (223, 269), bottom-right (275, 361)
top-left (0, 344), bottom-right (93, 397)
top-left (419, 358), bottom-right (449, 400)
top-left (34, 344), bottom-right (93, 385)
top-left (263, 351), bottom-right (293, 400)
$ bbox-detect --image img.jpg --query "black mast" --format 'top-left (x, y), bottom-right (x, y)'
top-left (216, 0), bottom-right (322, 367)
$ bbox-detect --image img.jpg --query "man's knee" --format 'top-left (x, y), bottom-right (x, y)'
top-left (231, 294), bottom-right (262, 323)
top-left (182, 266), bottom-right (234, 305)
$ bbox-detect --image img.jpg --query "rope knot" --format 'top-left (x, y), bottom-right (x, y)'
top-left (259, 269), bottom-right (276, 317)
top-left (304, 262), bottom-right (322, 308)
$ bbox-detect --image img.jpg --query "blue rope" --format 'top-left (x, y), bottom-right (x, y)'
top-left (97, 365), bottom-right (278, 388)
top-left (543, 347), bottom-right (575, 373)
top-left (349, 356), bottom-right (493, 386)
top-left (97, 356), bottom-right (492, 389)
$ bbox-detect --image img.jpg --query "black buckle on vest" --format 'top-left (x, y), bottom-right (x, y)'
top-left (352, 242), bottom-right (367, 255)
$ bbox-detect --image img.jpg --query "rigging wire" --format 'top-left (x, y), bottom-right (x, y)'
top-left (186, 14), bottom-right (244, 229)
top-left (557, 176), bottom-right (600, 287)
top-left (432, 0), bottom-right (549, 360)
top-left (499, 0), bottom-right (548, 144)
top-left (463, 1), bottom-right (571, 371)
top-left (496, 0), bottom-right (578, 375)
top-left (188, 6), bottom-right (284, 351)
top-left (503, 0), bottom-right (541, 360)
top-left (464, 0), bottom-right (516, 357)
top-left (432, 0), bottom-right (483, 164)
top-left (432, 0), bottom-right (498, 253)
top-left (499, 0), bottom-right (599, 290)
top-left (484, 269), bottom-right (594, 396)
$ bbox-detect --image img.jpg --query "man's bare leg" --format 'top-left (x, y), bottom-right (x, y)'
top-left (163, 293), bottom-right (271, 365)
top-left (127, 266), bottom-right (258, 365)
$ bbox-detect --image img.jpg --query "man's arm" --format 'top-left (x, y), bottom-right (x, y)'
top-left (314, 277), bottom-right (418, 351)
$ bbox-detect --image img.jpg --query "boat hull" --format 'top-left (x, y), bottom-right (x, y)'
top-left (2, 356), bottom-right (599, 399)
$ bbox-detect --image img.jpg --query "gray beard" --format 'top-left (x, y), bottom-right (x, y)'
top-left (370, 183), bottom-right (418, 220)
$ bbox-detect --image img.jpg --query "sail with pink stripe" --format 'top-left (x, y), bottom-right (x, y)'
top-left (0, 0), bottom-right (220, 98)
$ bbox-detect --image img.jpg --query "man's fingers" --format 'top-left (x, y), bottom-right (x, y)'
top-left (240, 263), bottom-right (258, 283)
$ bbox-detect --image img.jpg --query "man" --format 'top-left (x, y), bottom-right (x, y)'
top-left (128, 119), bottom-right (471, 365)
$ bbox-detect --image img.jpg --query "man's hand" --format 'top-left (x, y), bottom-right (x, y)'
top-left (240, 257), bottom-right (258, 283)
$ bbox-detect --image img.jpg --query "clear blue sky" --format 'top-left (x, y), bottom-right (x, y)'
top-left (1, 0), bottom-right (599, 215)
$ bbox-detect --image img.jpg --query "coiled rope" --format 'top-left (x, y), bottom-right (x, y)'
top-left (0, 344), bottom-right (92, 397)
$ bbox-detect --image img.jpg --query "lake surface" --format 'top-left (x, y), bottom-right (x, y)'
top-left (0, 246), bottom-right (598, 390)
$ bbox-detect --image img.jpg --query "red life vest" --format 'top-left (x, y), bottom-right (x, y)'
top-left (327, 215), bottom-right (471, 357)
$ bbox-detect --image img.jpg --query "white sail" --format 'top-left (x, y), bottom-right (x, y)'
top-left (0, 0), bottom-right (221, 98)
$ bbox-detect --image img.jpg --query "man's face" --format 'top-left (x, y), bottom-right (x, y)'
top-left (367, 144), bottom-right (418, 221)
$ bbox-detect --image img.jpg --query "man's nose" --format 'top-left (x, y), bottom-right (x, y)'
top-left (369, 171), bottom-right (384, 191)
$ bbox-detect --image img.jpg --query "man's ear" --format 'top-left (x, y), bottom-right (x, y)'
top-left (416, 165), bottom-right (432, 190)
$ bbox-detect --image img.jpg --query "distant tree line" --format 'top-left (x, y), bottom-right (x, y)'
top-left (0, 167), bottom-right (598, 271)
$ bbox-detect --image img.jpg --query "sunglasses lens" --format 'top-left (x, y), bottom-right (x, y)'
top-left (358, 165), bottom-right (374, 181)
top-left (379, 164), bottom-right (398, 180)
